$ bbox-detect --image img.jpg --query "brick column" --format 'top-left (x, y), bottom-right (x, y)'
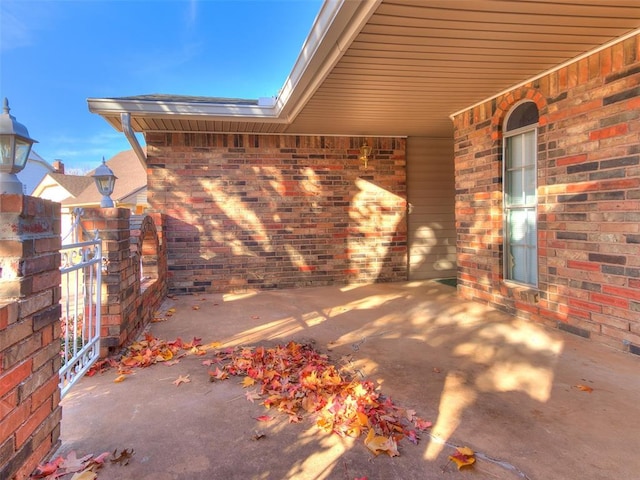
top-left (0, 194), bottom-right (62, 479)
top-left (80, 208), bottom-right (141, 356)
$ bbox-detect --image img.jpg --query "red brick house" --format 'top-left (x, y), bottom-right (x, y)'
top-left (88, 1), bottom-right (640, 351)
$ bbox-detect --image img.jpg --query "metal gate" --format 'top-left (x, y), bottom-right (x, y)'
top-left (59, 211), bottom-right (102, 398)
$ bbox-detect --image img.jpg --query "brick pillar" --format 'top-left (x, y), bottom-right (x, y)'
top-left (0, 194), bottom-right (62, 480)
top-left (80, 208), bottom-right (140, 356)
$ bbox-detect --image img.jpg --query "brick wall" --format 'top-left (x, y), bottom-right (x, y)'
top-left (452, 34), bottom-right (640, 351)
top-left (81, 209), bottom-right (167, 356)
top-left (0, 195), bottom-right (62, 479)
top-left (146, 134), bottom-right (407, 293)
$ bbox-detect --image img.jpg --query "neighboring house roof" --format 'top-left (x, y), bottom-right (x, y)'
top-left (17, 150), bottom-right (55, 195)
top-left (49, 173), bottom-right (94, 197)
top-left (31, 173), bottom-right (93, 203)
top-left (88, 1), bottom-right (640, 138)
top-left (62, 149), bottom-right (147, 207)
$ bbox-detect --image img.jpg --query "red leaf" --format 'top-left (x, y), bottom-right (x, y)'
top-left (414, 418), bottom-right (432, 430)
top-left (31, 456), bottom-right (63, 478)
top-left (254, 415), bottom-right (274, 422)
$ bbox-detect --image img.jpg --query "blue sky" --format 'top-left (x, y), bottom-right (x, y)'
top-left (1, 0), bottom-right (322, 172)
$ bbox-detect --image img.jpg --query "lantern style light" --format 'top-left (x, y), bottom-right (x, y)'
top-left (0, 98), bottom-right (37, 194)
top-left (92, 157), bottom-right (117, 207)
top-left (359, 141), bottom-right (372, 169)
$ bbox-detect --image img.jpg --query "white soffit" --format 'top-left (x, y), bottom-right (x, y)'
top-left (88, 0), bottom-right (640, 138)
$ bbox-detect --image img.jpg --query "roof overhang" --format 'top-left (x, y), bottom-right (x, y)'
top-left (88, 0), bottom-right (640, 139)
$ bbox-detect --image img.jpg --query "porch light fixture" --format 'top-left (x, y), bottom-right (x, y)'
top-left (0, 98), bottom-right (37, 194)
top-left (359, 141), bottom-right (372, 168)
top-left (92, 157), bottom-right (117, 207)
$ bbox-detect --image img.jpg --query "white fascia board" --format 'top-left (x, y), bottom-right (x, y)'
top-left (276, 0), bottom-right (381, 123)
top-left (87, 97), bottom-right (283, 122)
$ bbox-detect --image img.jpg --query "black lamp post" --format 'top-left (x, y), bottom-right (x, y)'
top-left (0, 98), bottom-right (37, 194)
top-left (92, 157), bottom-right (117, 207)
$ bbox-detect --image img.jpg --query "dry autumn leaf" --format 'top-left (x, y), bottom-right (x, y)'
top-left (111, 448), bottom-right (134, 466)
top-left (241, 376), bottom-right (256, 387)
top-left (31, 456), bottom-right (64, 478)
top-left (245, 389), bottom-right (261, 403)
top-left (575, 384), bottom-right (594, 393)
top-left (173, 374), bottom-right (191, 386)
top-left (254, 415), bottom-right (274, 422)
top-left (414, 418), bottom-right (433, 430)
top-left (449, 446), bottom-right (476, 470)
top-left (113, 375), bottom-right (127, 383)
top-left (61, 451), bottom-right (93, 473)
top-left (364, 429), bottom-right (400, 457)
top-left (69, 469), bottom-right (97, 480)
top-left (192, 305), bottom-right (200, 310)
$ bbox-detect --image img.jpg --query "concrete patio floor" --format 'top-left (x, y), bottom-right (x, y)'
top-left (56, 281), bottom-right (640, 480)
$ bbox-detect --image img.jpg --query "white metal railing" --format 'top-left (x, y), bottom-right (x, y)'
top-left (59, 209), bottom-right (102, 398)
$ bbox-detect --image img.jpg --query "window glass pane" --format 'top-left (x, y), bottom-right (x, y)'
top-left (524, 166), bottom-right (536, 203)
top-left (507, 135), bottom-right (523, 168)
top-left (509, 244), bottom-right (526, 283)
top-left (506, 170), bottom-right (523, 206)
top-left (508, 210), bottom-right (527, 245)
top-left (526, 209), bottom-right (537, 245)
top-left (523, 130), bottom-right (536, 165)
top-left (506, 102), bottom-right (539, 131)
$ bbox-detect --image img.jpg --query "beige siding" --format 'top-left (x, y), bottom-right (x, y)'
top-left (407, 137), bottom-right (456, 280)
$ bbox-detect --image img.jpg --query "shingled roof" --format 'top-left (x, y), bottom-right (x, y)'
top-left (62, 149), bottom-right (147, 207)
top-left (48, 173), bottom-right (94, 197)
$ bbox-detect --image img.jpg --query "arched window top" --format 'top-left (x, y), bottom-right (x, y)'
top-left (505, 101), bottom-right (539, 132)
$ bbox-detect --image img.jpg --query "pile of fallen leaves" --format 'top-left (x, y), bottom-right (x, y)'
top-left (31, 449), bottom-right (133, 479)
top-left (87, 334), bottom-right (206, 380)
top-left (208, 341), bottom-right (432, 457)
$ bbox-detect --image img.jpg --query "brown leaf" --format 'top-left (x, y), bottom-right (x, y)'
top-left (173, 374), bottom-right (191, 386)
top-left (110, 448), bottom-right (134, 466)
top-left (113, 375), bottom-right (127, 383)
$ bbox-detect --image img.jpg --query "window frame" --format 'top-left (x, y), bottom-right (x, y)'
top-left (502, 102), bottom-right (539, 287)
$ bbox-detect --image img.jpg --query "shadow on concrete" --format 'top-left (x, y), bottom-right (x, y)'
top-left (58, 281), bottom-right (640, 480)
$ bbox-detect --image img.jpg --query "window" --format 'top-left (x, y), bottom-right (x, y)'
top-left (503, 102), bottom-right (538, 286)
